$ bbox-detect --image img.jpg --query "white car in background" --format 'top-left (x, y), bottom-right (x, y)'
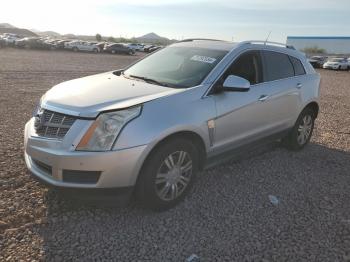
top-left (127, 43), bottom-right (144, 51)
top-left (323, 57), bottom-right (349, 70)
top-left (65, 41), bottom-right (100, 53)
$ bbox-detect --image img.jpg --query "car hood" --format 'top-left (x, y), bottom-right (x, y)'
top-left (41, 72), bottom-right (184, 118)
top-left (325, 62), bottom-right (340, 65)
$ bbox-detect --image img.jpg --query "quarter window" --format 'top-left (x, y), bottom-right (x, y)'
top-left (289, 56), bottom-right (306, 76)
top-left (262, 51), bottom-right (294, 81)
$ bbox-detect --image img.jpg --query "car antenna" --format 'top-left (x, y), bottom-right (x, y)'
top-left (264, 31), bottom-right (272, 45)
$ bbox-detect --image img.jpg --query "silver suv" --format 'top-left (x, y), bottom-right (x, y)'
top-left (24, 39), bottom-right (320, 210)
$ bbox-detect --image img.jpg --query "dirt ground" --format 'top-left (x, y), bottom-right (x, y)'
top-left (0, 48), bottom-right (349, 261)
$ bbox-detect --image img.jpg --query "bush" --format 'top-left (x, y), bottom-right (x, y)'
top-left (107, 37), bottom-right (116, 43)
top-left (301, 46), bottom-right (326, 54)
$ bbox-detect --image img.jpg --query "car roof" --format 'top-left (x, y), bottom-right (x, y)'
top-left (172, 40), bottom-right (236, 51)
top-left (172, 39), bottom-right (307, 60)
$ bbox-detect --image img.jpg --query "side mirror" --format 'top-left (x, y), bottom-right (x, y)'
top-left (222, 75), bottom-right (250, 92)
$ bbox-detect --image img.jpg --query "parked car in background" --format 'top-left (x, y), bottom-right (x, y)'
top-left (128, 43), bottom-right (144, 51)
top-left (2, 33), bottom-right (21, 45)
top-left (0, 36), bottom-right (5, 47)
top-left (148, 45), bottom-right (162, 53)
top-left (103, 43), bottom-right (135, 55)
top-left (323, 57), bottom-right (349, 70)
top-left (54, 40), bottom-right (71, 49)
top-left (15, 37), bottom-right (56, 50)
top-left (143, 45), bottom-right (155, 52)
top-left (25, 39), bottom-right (320, 210)
top-left (65, 41), bottom-right (101, 53)
top-left (308, 56), bottom-right (327, 68)
top-left (95, 42), bottom-right (107, 51)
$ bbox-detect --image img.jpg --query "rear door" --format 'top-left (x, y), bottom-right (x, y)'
top-left (260, 50), bottom-right (303, 128)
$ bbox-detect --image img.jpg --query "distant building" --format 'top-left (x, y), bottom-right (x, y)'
top-left (287, 36), bottom-right (350, 54)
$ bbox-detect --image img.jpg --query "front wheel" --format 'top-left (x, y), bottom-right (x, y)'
top-left (282, 108), bottom-right (315, 150)
top-left (136, 138), bottom-right (198, 211)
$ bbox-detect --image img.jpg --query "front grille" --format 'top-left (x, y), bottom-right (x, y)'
top-left (34, 110), bottom-right (76, 139)
top-left (32, 159), bottom-right (52, 175)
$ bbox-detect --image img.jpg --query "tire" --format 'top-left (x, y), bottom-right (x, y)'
top-left (93, 48), bottom-right (98, 53)
top-left (136, 138), bottom-right (199, 211)
top-left (73, 47), bottom-right (78, 52)
top-left (282, 108), bottom-right (315, 150)
top-left (128, 50), bottom-right (133, 55)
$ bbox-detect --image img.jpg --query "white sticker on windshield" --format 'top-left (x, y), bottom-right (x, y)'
top-left (190, 55), bottom-right (217, 64)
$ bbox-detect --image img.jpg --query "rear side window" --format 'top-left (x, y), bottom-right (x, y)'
top-left (262, 51), bottom-right (294, 81)
top-left (289, 56), bottom-right (306, 76)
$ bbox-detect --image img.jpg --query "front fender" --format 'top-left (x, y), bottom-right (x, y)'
top-left (113, 86), bottom-right (215, 153)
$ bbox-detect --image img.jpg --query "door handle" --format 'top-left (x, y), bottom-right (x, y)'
top-left (296, 83), bottom-right (302, 89)
top-left (258, 95), bottom-right (269, 102)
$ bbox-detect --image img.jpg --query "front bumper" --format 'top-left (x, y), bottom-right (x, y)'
top-left (24, 118), bottom-right (148, 189)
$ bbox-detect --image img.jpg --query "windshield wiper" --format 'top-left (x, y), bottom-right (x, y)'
top-left (128, 75), bottom-right (170, 87)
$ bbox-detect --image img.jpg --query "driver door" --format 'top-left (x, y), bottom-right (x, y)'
top-left (212, 50), bottom-right (276, 152)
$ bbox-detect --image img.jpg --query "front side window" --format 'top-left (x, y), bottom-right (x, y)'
top-left (220, 50), bottom-right (263, 85)
top-left (262, 51), bottom-right (294, 81)
top-left (124, 46), bottom-right (228, 88)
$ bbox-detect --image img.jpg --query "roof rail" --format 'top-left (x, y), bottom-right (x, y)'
top-left (238, 40), bottom-right (295, 50)
top-left (178, 38), bottom-right (225, 43)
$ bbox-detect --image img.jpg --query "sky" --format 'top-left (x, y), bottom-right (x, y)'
top-left (1, 0), bottom-right (350, 42)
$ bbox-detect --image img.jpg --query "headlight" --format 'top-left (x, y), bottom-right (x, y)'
top-left (76, 106), bottom-right (141, 151)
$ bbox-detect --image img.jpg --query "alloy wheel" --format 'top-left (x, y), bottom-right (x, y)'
top-left (297, 115), bottom-right (313, 145)
top-left (155, 151), bottom-right (192, 201)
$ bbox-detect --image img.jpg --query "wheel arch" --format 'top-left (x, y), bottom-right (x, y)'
top-left (303, 101), bottom-right (319, 118)
top-left (144, 131), bottom-right (207, 172)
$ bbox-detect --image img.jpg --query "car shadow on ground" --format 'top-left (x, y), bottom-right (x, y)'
top-left (36, 142), bottom-right (350, 261)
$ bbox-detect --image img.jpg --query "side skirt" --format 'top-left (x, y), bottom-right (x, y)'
top-left (204, 129), bottom-right (291, 170)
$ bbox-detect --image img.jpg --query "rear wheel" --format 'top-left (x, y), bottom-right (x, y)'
top-left (136, 138), bottom-right (198, 211)
top-left (282, 108), bottom-right (315, 150)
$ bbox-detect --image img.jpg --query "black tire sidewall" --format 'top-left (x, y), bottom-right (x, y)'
top-left (136, 138), bottom-right (199, 211)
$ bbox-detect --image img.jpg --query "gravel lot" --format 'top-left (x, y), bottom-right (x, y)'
top-left (0, 48), bottom-right (349, 261)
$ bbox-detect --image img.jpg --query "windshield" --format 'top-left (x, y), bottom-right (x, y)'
top-left (123, 46), bottom-right (228, 88)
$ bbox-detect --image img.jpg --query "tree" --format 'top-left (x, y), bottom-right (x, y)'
top-left (95, 33), bottom-right (102, 42)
